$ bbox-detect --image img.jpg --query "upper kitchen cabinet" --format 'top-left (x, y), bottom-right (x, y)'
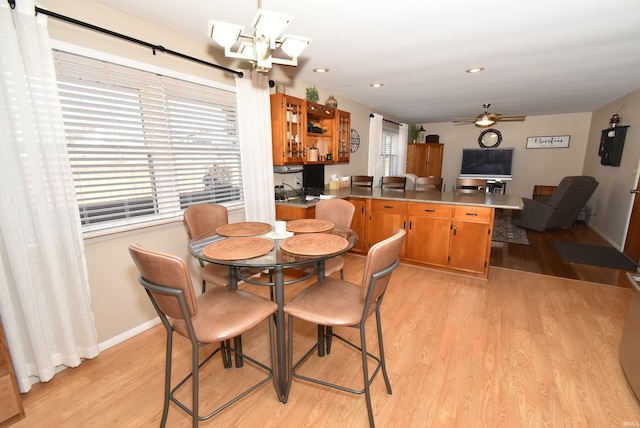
top-left (270, 94), bottom-right (305, 165)
top-left (335, 110), bottom-right (350, 163)
top-left (406, 143), bottom-right (443, 180)
top-left (270, 94), bottom-right (350, 165)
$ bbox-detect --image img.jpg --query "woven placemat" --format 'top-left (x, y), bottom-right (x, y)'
top-left (286, 219), bottom-right (335, 233)
top-left (203, 237), bottom-right (274, 260)
top-left (215, 222), bottom-right (272, 237)
top-left (280, 233), bottom-right (348, 256)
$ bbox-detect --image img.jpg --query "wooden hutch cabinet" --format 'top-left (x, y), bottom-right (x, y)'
top-left (270, 94), bottom-right (350, 166)
top-left (406, 143), bottom-right (443, 180)
top-left (0, 318), bottom-right (24, 425)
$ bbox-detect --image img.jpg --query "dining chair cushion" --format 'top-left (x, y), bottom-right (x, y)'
top-left (172, 286), bottom-right (278, 343)
top-left (282, 277), bottom-right (363, 326)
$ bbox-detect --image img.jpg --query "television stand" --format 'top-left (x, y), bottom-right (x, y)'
top-left (486, 179), bottom-right (507, 194)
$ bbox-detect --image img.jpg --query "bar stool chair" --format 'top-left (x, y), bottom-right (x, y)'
top-left (129, 244), bottom-right (277, 428)
top-left (284, 229), bottom-right (406, 428)
top-left (183, 204), bottom-right (262, 293)
top-left (454, 178), bottom-right (487, 194)
top-left (295, 199), bottom-right (355, 279)
top-left (380, 176), bottom-right (407, 189)
top-left (351, 175), bottom-right (374, 188)
top-left (415, 176), bottom-right (442, 191)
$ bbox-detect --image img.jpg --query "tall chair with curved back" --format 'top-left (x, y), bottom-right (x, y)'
top-left (183, 204), bottom-right (232, 293)
top-left (297, 198), bottom-right (355, 279)
top-left (128, 244), bottom-right (277, 427)
top-left (454, 178), bottom-right (487, 194)
top-left (284, 229), bottom-right (406, 428)
top-left (380, 176), bottom-right (407, 189)
top-left (184, 204), bottom-right (262, 293)
top-left (351, 175), bottom-right (374, 188)
top-left (415, 176), bottom-right (442, 191)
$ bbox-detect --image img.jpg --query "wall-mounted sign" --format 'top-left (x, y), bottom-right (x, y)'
top-left (526, 135), bottom-right (570, 149)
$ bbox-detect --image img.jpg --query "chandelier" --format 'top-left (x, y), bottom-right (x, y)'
top-left (207, 5), bottom-right (312, 73)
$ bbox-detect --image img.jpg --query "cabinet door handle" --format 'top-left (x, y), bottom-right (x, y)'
top-left (465, 212), bottom-right (478, 216)
top-left (384, 205), bottom-right (394, 209)
top-left (424, 209), bottom-right (436, 213)
top-left (453, 225), bottom-right (457, 235)
top-left (403, 220), bottom-right (406, 229)
top-left (361, 206), bottom-right (365, 214)
top-left (409, 220), bottom-right (412, 230)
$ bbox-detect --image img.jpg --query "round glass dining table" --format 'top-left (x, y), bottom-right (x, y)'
top-left (188, 223), bottom-right (358, 403)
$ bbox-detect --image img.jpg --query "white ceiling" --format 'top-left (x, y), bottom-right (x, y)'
top-left (95, 0), bottom-right (640, 124)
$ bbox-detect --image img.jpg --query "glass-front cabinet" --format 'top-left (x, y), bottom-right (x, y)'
top-left (336, 110), bottom-right (351, 163)
top-left (270, 94), bottom-right (350, 166)
top-left (270, 94), bottom-right (305, 165)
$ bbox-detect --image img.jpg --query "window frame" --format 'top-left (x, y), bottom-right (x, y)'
top-left (51, 41), bottom-right (242, 237)
top-left (378, 122), bottom-right (401, 178)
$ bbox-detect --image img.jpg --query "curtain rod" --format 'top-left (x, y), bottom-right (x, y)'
top-left (369, 113), bottom-right (400, 126)
top-left (28, 4), bottom-right (244, 78)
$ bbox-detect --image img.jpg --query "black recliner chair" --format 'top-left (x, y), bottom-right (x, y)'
top-left (511, 176), bottom-right (599, 231)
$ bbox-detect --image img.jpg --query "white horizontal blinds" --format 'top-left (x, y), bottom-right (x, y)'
top-left (53, 50), bottom-right (242, 233)
top-left (379, 122), bottom-right (400, 178)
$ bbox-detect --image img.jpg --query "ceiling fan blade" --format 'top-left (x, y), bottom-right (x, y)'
top-left (496, 115), bottom-right (526, 121)
top-left (452, 118), bottom-right (475, 122)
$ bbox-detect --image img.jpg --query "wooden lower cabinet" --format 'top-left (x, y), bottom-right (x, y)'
top-left (347, 198), bottom-right (367, 252)
top-left (275, 204), bottom-right (315, 220)
top-left (405, 203), bottom-right (452, 267)
top-left (367, 200), bottom-right (407, 257)
top-left (448, 206), bottom-right (493, 275)
top-left (367, 199), bottom-right (494, 277)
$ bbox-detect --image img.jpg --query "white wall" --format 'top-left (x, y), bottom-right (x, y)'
top-left (419, 112), bottom-right (592, 197)
top-left (583, 88), bottom-right (640, 248)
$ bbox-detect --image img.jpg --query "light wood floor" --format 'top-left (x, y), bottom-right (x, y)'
top-left (13, 250), bottom-right (640, 427)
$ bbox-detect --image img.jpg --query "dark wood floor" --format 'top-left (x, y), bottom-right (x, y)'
top-left (490, 210), bottom-right (635, 289)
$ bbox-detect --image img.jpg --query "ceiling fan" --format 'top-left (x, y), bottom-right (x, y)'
top-left (453, 103), bottom-right (526, 127)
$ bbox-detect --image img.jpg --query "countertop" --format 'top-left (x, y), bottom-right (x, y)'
top-left (275, 187), bottom-right (524, 210)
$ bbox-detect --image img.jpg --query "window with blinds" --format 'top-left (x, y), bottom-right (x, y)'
top-left (378, 122), bottom-right (401, 177)
top-left (53, 50), bottom-right (242, 234)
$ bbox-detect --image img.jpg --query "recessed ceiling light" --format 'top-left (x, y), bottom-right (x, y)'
top-left (370, 82), bottom-right (384, 88)
top-left (313, 67), bottom-right (329, 73)
top-left (466, 67), bottom-right (485, 73)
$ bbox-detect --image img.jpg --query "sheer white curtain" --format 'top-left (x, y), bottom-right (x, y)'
top-left (397, 123), bottom-right (409, 175)
top-left (367, 113), bottom-right (384, 187)
top-left (0, 0), bottom-right (99, 392)
top-left (235, 71), bottom-right (276, 224)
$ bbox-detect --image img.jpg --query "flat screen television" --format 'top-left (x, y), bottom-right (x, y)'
top-left (460, 148), bottom-right (514, 180)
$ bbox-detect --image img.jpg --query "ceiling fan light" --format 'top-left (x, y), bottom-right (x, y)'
top-left (252, 9), bottom-right (292, 40)
top-left (475, 115), bottom-right (495, 127)
top-left (279, 34), bottom-right (312, 58)
top-left (208, 20), bottom-right (243, 48)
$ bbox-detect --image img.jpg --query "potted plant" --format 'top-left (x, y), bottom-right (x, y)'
top-left (411, 125), bottom-right (421, 143)
top-left (305, 86), bottom-right (319, 102)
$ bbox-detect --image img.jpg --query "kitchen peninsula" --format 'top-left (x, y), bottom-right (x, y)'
top-left (276, 187), bottom-right (523, 279)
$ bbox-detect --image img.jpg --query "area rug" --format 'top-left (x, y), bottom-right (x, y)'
top-left (492, 211), bottom-right (530, 245)
top-left (553, 241), bottom-right (638, 271)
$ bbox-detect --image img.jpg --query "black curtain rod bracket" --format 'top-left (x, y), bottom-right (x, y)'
top-left (32, 6), bottom-right (243, 78)
top-left (369, 113), bottom-right (400, 126)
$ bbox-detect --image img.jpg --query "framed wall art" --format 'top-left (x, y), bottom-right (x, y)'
top-left (526, 135), bottom-right (570, 149)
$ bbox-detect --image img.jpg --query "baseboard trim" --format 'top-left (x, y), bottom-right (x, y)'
top-left (98, 318), bottom-right (161, 352)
